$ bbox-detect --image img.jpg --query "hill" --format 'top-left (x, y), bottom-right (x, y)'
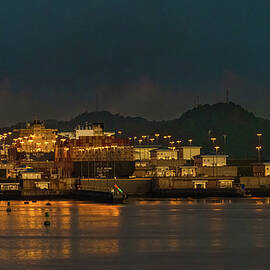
top-left (167, 102), bottom-right (269, 158)
top-left (2, 102), bottom-right (269, 159)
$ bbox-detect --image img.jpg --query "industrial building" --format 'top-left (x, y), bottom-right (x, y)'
top-left (55, 123), bottom-right (135, 178)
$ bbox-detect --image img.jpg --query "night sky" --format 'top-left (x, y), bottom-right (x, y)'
top-left (1, 0), bottom-right (270, 126)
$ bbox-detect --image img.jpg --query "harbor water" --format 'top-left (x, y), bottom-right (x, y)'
top-left (0, 198), bottom-right (270, 269)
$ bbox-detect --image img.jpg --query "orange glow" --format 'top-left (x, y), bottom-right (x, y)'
top-left (169, 200), bottom-right (181, 205)
top-left (137, 201), bottom-right (161, 205)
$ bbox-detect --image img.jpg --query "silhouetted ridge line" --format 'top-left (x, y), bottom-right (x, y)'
top-left (1, 103), bottom-right (270, 158)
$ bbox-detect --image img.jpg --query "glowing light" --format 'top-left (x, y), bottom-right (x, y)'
top-left (114, 184), bottom-right (123, 193)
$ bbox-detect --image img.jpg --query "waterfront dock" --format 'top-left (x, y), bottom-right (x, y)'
top-left (0, 176), bottom-right (247, 201)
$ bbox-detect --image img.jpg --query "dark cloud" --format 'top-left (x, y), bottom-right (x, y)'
top-left (1, 0), bottom-right (270, 125)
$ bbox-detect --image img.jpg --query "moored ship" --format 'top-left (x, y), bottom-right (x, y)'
top-left (56, 123), bottom-right (135, 178)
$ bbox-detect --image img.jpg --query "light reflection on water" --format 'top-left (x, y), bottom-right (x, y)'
top-left (0, 199), bottom-right (269, 269)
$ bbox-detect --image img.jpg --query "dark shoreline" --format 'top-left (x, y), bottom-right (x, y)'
top-left (0, 190), bottom-right (269, 201)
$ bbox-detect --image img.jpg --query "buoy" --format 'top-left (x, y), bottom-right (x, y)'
top-left (6, 201), bottom-right (11, 212)
top-left (45, 212), bottom-right (49, 217)
top-left (44, 220), bottom-right (50, 226)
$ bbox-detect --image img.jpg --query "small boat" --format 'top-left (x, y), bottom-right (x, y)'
top-left (24, 201), bottom-right (29, 204)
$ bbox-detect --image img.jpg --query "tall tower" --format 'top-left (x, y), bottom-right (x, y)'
top-left (95, 92), bottom-right (99, 112)
top-left (226, 89), bottom-right (229, 103)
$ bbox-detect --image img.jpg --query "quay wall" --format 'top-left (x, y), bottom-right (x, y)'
top-left (79, 178), bottom-right (152, 195)
top-left (21, 189), bottom-right (72, 197)
top-left (240, 177), bottom-right (270, 188)
top-left (153, 177), bottom-right (237, 191)
top-left (22, 178), bottom-right (77, 190)
top-left (79, 177), bottom-right (238, 195)
top-left (154, 178), bottom-right (194, 190)
top-left (197, 166), bottom-right (238, 177)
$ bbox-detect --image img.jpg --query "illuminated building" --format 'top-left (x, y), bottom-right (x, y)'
top-left (55, 123), bottom-right (134, 178)
top-left (13, 120), bottom-right (57, 154)
top-left (59, 123), bottom-right (114, 139)
top-left (10, 120), bottom-right (57, 163)
top-left (253, 163), bottom-right (270, 177)
top-left (178, 146), bottom-right (202, 160)
top-left (150, 148), bottom-right (178, 160)
top-left (194, 154), bottom-right (228, 167)
top-left (8, 120), bottom-right (58, 177)
top-left (133, 146), bottom-right (159, 160)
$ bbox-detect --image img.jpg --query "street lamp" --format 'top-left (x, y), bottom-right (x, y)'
top-left (141, 135), bottom-right (146, 144)
top-left (163, 136), bottom-right (167, 145)
top-left (223, 134), bottom-right (227, 154)
top-left (256, 146), bottom-right (262, 162)
top-left (154, 133), bottom-right (160, 145)
top-left (210, 137), bottom-right (216, 146)
top-left (188, 139), bottom-right (193, 163)
top-left (257, 133), bottom-right (262, 146)
top-left (213, 146), bottom-right (220, 177)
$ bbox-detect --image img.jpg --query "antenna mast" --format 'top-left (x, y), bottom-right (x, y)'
top-left (96, 93), bottom-right (99, 112)
top-left (226, 89), bottom-right (229, 103)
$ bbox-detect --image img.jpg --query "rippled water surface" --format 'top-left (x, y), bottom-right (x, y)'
top-left (0, 198), bottom-right (270, 269)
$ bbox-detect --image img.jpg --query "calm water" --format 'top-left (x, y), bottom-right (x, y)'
top-left (0, 198), bottom-right (270, 269)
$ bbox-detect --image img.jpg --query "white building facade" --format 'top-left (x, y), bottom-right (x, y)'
top-left (194, 154), bottom-right (228, 167)
top-left (134, 147), bottom-right (159, 160)
top-left (151, 149), bottom-right (178, 160)
top-left (179, 146), bottom-right (202, 160)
